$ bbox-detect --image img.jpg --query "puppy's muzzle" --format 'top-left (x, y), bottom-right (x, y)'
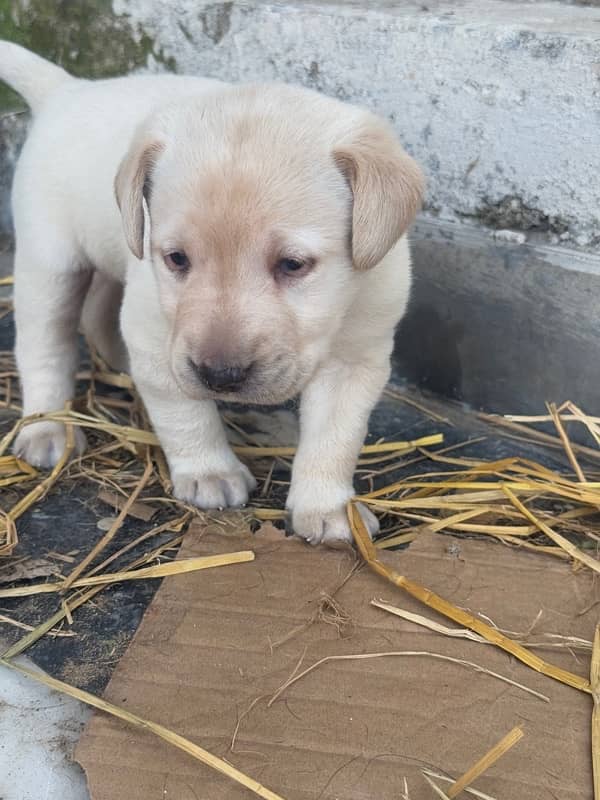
top-left (188, 358), bottom-right (252, 393)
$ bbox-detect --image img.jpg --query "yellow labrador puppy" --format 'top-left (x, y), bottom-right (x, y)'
top-left (0, 41), bottom-right (424, 545)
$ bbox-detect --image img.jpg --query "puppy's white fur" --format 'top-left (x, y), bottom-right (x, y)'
top-left (0, 41), bottom-right (424, 545)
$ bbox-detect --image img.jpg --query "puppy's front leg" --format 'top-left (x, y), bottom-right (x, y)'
top-left (287, 357), bottom-right (389, 546)
top-left (123, 315), bottom-right (255, 511)
top-left (134, 368), bottom-right (256, 509)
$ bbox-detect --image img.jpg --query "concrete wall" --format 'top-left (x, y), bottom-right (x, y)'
top-left (1, 1), bottom-right (599, 412)
top-left (2, 1), bottom-right (599, 249)
top-left (116, 0), bottom-right (600, 252)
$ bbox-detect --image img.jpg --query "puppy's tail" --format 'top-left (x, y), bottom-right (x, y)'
top-left (0, 41), bottom-right (73, 113)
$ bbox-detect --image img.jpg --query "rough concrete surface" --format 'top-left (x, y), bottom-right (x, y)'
top-left (115, 0), bottom-right (600, 250)
top-left (0, 1), bottom-right (599, 249)
top-left (0, 1), bottom-right (598, 412)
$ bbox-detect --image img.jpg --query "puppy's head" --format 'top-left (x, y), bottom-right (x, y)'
top-left (115, 86), bottom-right (424, 404)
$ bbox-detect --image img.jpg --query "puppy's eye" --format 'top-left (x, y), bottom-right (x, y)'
top-left (164, 251), bottom-right (190, 273)
top-left (276, 257), bottom-right (310, 277)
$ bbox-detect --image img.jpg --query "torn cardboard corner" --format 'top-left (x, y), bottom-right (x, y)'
top-left (77, 523), bottom-right (597, 800)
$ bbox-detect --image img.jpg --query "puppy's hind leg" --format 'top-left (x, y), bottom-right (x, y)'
top-left (80, 271), bottom-right (128, 373)
top-left (13, 241), bottom-right (91, 468)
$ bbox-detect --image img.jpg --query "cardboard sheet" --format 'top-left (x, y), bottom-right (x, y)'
top-left (77, 523), bottom-right (598, 799)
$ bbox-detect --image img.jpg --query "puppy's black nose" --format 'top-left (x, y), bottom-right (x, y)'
top-left (191, 360), bottom-right (251, 392)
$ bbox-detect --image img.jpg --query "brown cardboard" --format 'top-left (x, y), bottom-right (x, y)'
top-left (76, 522), bottom-right (598, 799)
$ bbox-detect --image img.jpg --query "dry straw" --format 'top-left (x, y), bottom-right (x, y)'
top-left (421, 770), bottom-right (498, 800)
top-left (0, 551), bottom-right (255, 598)
top-left (2, 340), bottom-right (600, 796)
top-left (61, 459), bottom-right (155, 590)
top-left (592, 625), bottom-right (600, 800)
top-left (445, 726), bottom-right (524, 798)
top-left (0, 415), bottom-right (75, 552)
top-left (1, 520), bottom-right (189, 661)
top-left (372, 599), bottom-right (592, 653)
top-left (348, 503), bottom-right (592, 694)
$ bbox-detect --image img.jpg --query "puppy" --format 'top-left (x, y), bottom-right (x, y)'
top-left (0, 41), bottom-right (424, 545)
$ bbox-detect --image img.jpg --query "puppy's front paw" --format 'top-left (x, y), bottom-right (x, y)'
top-left (290, 500), bottom-right (379, 547)
top-left (13, 421), bottom-right (87, 469)
top-left (171, 457), bottom-right (257, 510)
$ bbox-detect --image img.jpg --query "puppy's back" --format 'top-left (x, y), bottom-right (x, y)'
top-left (2, 43), bottom-right (224, 277)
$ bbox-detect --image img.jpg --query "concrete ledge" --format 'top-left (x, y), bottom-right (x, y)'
top-left (395, 219), bottom-right (600, 412)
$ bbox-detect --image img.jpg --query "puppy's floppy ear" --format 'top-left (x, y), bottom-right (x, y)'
top-left (334, 116), bottom-right (425, 271)
top-left (114, 133), bottom-right (164, 260)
